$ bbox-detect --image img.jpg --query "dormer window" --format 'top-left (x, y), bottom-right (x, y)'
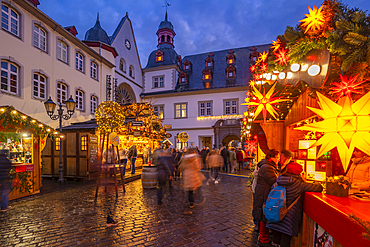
top-left (156, 50), bottom-right (163, 62)
top-left (227, 50), bottom-right (235, 64)
top-left (250, 46), bottom-right (259, 63)
top-left (183, 60), bottom-right (192, 71)
top-left (179, 71), bottom-right (188, 84)
top-left (205, 57), bottom-right (213, 67)
top-left (226, 65), bottom-right (236, 78)
top-left (202, 68), bottom-right (212, 81)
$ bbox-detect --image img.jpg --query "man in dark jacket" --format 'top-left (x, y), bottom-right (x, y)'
top-left (156, 151), bottom-right (174, 205)
top-left (252, 149), bottom-right (280, 247)
top-left (200, 147), bottom-right (209, 169)
top-left (0, 150), bottom-right (12, 212)
top-left (220, 146), bottom-right (230, 173)
top-left (267, 162), bottom-right (323, 247)
top-left (128, 144), bottom-right (137, 174)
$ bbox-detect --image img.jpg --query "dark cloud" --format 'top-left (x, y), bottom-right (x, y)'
top-left (39, 0), bottom-right (370, 67)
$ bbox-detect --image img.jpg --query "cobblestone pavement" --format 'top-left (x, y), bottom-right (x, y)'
top-left (0, 171), bottom-right (257, 247)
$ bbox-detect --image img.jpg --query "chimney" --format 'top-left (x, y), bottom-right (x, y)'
top-left (28, 0), bottom-right (40, 7)
top-left (64, 26), bottom-right (78, 37)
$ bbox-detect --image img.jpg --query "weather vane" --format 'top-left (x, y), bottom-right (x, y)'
top-left (163, 0), bottom-right (171, 11)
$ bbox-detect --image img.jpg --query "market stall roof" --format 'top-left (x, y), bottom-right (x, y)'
top-left (0, 105), bottom-right (54, 134)
top-left (62, 119), bottom-right (98, 130)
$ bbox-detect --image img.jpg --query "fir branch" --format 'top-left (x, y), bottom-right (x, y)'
top-left (343, 32), bottom-right (368, 46)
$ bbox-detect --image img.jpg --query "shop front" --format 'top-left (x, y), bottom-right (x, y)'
top-left (0, 106), bottom-right (53, 200)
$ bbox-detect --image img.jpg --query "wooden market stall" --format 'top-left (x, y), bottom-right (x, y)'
top-left (0, 106), bottom-right (53, 200)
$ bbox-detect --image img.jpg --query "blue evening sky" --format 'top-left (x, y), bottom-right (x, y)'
top-left (39, 0), bottom-right (370, 67)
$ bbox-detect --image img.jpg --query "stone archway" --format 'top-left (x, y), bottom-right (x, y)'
top-left (116, 83), bottom-right (136, 105)
top-left (221, 135), bottom-right (239, 147)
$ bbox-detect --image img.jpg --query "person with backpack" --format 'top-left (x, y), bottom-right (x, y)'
top-left (266, 162), bottom-right (323, 247)
top-left (252, 149), bottom-right (280, 247)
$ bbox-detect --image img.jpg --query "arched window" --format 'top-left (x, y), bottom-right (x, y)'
top-left (90, 61), bottom-right (98, 80)
top-left (129, 65), bottom-right (134, 78)
top-left (90, 95), bottom-right (98, 114)
top-left (119, 58), bottom-right (126, 72)
top-left (33, 25), bottom-right (47, 51)
top-left (1, 4), bottom-right (20, 36)
top-left (167, 35), bottom-right (171, 42)
top-left (75, 52), bottom-right (84, 72)
top-left (116, 83), bottom-right (136, 105)
top-left (1, 60), bottom-right (19, 95)
top-left (33, 73), bottom-right (47, 100)
top-left (57, 39), bottom-right (68, 63)
top-left (161, 35), bottom-right (165, 42)
top-left (57, 81), bottom-right (68, 104)
top-left (156, 50), bottom-right (163, 62)
top-left (75, 89), bottom-right (84, 111)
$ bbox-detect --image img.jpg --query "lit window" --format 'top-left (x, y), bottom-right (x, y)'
top-left (81, 136), bottom-right (87, 151)
top-left (57, 40), bottom-right (67, 63)
top-left (199, 101), bottom-right (212, 116)
top-left (175, 103), bottom-right (187, 118)
top-left (90, 61), bottom-right (97, 79)
top-left (153, 105), bottom-right (164, 119)
top-left (55, 138), bottom-right (60, 151)
top-left (204, 74), bottom-right (210, 80)
top-left (1, 60), bottom-right (18, 95)
top-left (1, 4), bottom-right (19, 36)
top-left (34, 25), bottom-right (46, 51)
top-left (75, 52), bottom-right (83, 72)
top-left (75, 90), bottom-right (84, 111)
top-left (90, 95), bottom-right (98, 114)
top-left (224, 99), bottom-right (238, 115)
top-left (33, 73), bottom-right (46, 99)
top-left (57, 82), bottom-right (67, 104)
top-left (228, 59), bottom-right (233, 64)
top-left (156, 50), bottom-right (164, 62)
top-left (153, 76), bottom-right (164, 88)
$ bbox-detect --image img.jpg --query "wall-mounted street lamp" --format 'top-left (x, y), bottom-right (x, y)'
top-left (44, 96), bottom-right (76, 183)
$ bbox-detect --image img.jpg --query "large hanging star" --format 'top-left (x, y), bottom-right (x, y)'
top-left (256, 51), bottom-right (268, 65)
top-left (260, 63), bottom-right (268, 73)
top-left (244, 140), bottom-right (258, 153)
top-left (250, 64), bottom-right (256, 73)
top-left (272, 40), bottom-right (281, 52)
top-left (242, 83), bottom-right (288, 122)
top-left (295, 92), bottom-right (370, 172)
top-left (274, 48), bottom-right (288, 66)
top-left (331, 74), bottom-right (364, 100)
top-left (299, 5), bottom-right (325, 34)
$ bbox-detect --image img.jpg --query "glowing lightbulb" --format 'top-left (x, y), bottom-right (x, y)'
top-left (278, 72), bottom-right (286, 79)
top-left (308, 64), bottom-right (321, 76)
top-left (290, 63), bottom-right (300, 72)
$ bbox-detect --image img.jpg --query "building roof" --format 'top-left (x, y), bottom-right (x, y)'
top-left (158, 11), bottom-right (173, 30)
top-left (109, 15), bottom-right (127, 44)
top-left (144, 47), bottom-right (180, 69)
top-left (84, 13), bottom-right (110, 45)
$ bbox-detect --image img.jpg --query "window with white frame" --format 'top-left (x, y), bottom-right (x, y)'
top-left (224, 99), bottom-right (238, 115)
top-left (75, 89), bottom-right (84, 111)
top-left (175, 103), bottom-right (187, 118)
top-left (90, 61), bottom-right (97, 79)
top-left (153, 76), bottom-right (164, 88)
top-left (57, 40), bottom-right (67, 63)
top-left (33, 25), bottom-right (46, 51)
top-left (90, 95), bottom-right (98, 114)
top-left (1, 4), bottom-right (19, 36)
top-left (153, 105), bottom-right (164, 119)
top-left (57, 82), bottom-right (68, 104)
top-left (199, 101), bottom-right (212, 116)
top-left (33, 73), bottom-right (46, 99)
top-left (1, 60), bottom-right (18, 94)
top-left (75, 52), bottom-right (83, 72)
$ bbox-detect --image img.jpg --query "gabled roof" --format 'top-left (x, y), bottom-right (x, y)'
top-left (109, 15), bottom-right (127, 44)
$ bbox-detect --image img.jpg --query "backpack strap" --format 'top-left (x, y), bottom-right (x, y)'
top-left (287, 194), bottom-right (301, 211)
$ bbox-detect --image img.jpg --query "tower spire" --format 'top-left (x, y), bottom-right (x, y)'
top-left (163, 0), bottom-right (170, 21)
top-left (97, 12), bottom-right (99, 22)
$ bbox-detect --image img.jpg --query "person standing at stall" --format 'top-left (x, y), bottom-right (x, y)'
top-left (103, 145), bottom-right (117, 164)
top-left (128, 144), bottom-right (137, 174)
top-left (252, 149), bottom-right (280, 247)
top-left (267, 162), bottom-right (323, 247)
top-left (143, 144), bottom-right (151, 165)
top-left (0, 150), bottom-right (12, 212)
top-left (346, 149), bottom-right (370, 191)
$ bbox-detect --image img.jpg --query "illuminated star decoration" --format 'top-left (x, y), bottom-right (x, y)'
top-left (299, 5), bottom-right (325, 34)
top-left (295, 91), bottom-right (370, 172)
top-left (331, 74), bottom-right (364, 101)
top-left (244, 140), bottom-right (258, 153)
top-left (254, 73), bottom-right (261, 81)
top-left (242, 83), bottom-right (288, 122)
top-left (256, 51), bottom-right (268, 65)
top-left (250, 64), bottom-right (256, 73)
top-left (274, 47), bottom-right (289, 66)
top-left (272, 40), bottom-right (281, 52)
top-left (260, 63), bottom-right (268, 72)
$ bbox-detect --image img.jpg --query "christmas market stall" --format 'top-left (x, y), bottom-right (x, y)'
top-left (0, 106), bottom-right (54, 200)
top-left (243, 1), bottom-right (370, 246)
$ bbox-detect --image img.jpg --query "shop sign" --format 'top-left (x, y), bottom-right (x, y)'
top-left (164, 124), bottom-right (172, 129)
top-left (15, 164), bottom-right (34, 173)
top-left (166, 133), bottom-right (172, 138)
top-left (132, 121), bottom-right (143, 126)
top-left (133, 131), bottom-right (141, 137)
top-left (26, 164), bottom-right (34, 171)
top-left (89, 135), bottom-right (98, 143)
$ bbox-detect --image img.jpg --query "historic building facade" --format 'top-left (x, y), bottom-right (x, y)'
top-left (141, 12), bottom-right (270, 149)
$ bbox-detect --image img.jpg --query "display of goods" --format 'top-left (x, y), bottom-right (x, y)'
top-left (326, 176), bottom-right (351, 197)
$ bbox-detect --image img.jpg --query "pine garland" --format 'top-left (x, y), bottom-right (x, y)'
top-left (348, 213), bottom-right (370, 242)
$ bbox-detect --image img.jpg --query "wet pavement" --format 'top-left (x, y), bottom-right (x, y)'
top-left (0, 169), bottom-right (257, 247)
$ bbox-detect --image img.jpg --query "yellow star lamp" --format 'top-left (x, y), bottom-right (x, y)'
top-left (295, 91), bottom-right (370, 171)
top-left (299, 5), bottom-right (325, 34)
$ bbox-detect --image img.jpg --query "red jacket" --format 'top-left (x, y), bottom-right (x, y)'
top-left (236, 151), bottom-right (244, 162)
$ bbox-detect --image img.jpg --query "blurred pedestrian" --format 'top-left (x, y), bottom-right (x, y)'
top-left (230, 147), bottom-right (237, 173)
top-left (220, 146), bottom-right (230, 173)
top-left (172, 148), bottom-right (180, 180)
top-left (200, 147), bottom-right (209, 169)
top-left (206, 149), bottom-right (223, 185)
top-left (143, 144), bottom-right (151, 165)
top-left (179, 148), bottom-right (205, 209)
top-left (128, 144), bottom-right (137, 174)
top-left (119, 145), bottom-right (128, 175)
top-left (252, 149), bottom-right (280, 247)
top-left (0, 150), bottom-right (12, 212)
top-left (236, 148), bottom-right (244, 172)
top-left (156, 151), bottom-right (174, 205)
top-left (267, 162), bottom-right (323, 247)
top-left (103, 145), bottom-right (117, 164)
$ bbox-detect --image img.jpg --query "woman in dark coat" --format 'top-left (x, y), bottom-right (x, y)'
top-left (252, 149), bottom-right (280, 247)
top-left (156, 151), bottom-right (173, 205)
top-left (267, 162), bottom-right (323, 247)
top-left (0, 150), bottom-right (12, 212)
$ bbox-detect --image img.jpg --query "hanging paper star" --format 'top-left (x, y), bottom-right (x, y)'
top-left (295, 91), bottom-right (370, 172)
top-left (250, 65), bottom-right (256, 73)
top-left (254, 73), bottom-right (261, 81)
top-left (331, 74), bottom-right (364, 100)
top-left (271, 40), bottom-right (281, 52)
top-left (260, 63), bottom-right (268, 73)
top-left (244, 140), bottom-right (258, 153)
top-left (242, 83), bottom-right (288, 122)
top-left (256, 51), bottom-right (268, 64)
top-left (299, 5), bottom-right (325, 34)
top-left (274, 47), bottom-right (289, 66)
